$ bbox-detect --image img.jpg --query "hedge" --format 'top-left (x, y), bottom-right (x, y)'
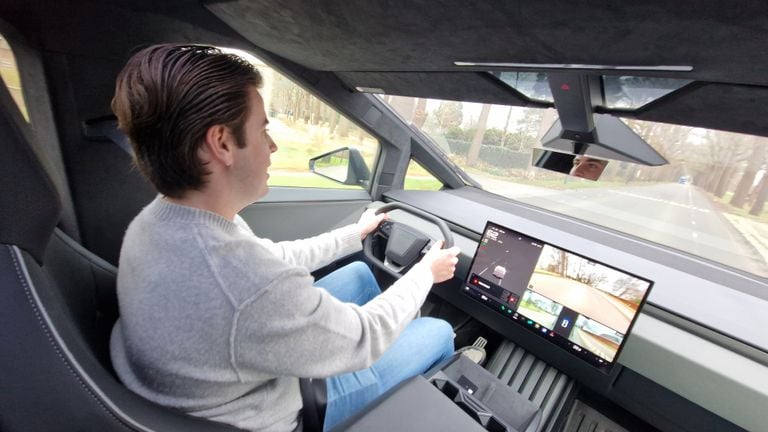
top-left (446, 139), bottom-right (529, 169)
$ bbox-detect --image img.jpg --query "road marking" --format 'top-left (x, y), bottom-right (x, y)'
top-left (609, 190), bottom-right (710, 213)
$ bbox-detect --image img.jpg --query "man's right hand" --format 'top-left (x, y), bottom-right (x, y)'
top-left (420, 240), bottom-right (461, 283)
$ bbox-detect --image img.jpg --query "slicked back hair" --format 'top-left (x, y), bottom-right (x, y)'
top-left (112, 44), bottom-right (262, 198)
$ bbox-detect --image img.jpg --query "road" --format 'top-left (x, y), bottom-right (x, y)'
top-left (529, 273), bottom-right (631, 333)
top-left (569, 328), bottom-right (620, 362)
top-left (516, 306), bottom-right (559, 330)
top-left (480, 181), bottom-right (767, 277)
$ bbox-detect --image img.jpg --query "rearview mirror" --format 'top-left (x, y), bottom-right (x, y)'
top-left (309, 147), bottom-right (371, 187)
top-left (532, 148), bottom-right (608, 181)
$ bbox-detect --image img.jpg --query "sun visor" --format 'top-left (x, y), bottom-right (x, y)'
top-left (541, 114), bottom-right (667, 166)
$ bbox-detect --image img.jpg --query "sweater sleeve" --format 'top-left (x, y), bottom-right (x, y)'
top-left (230, 262), bottom-right (434, 379)
top-left (251, 224), bottom-right (363, 272)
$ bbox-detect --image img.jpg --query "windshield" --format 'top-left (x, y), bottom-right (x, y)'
top-left (378, 95), bottom-right (768, 280)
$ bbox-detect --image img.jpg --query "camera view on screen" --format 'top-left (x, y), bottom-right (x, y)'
top-left (462, 222), bottom-right (652, 372)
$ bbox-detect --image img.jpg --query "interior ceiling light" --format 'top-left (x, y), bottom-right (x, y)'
top-left (454, 62), bottom-right (693, 72)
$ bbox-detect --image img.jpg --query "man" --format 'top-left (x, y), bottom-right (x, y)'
top-left (569, 155), bottom-right (608, 181)
top-left (109, 44), bottom-right (460, 431)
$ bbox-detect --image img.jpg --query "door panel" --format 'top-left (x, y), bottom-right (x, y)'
top-left (239, 187), bottom-right (371, 241)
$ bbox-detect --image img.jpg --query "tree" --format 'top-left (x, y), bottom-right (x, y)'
top-left (467, 104), bottom-right (492, 166)
top-left (412, 98), bottom-right (428, 128)
top-left (434, 101), bottom-right (463, 131)
top-left (731, 138), bottom-right (766, 207)
top-left (499, 106), bottom-right (514, 148)
top-left (749, 173), bottom-right (768, 216)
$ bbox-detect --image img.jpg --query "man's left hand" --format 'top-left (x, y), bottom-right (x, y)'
top-left (357, 209), bottom-right (387, 240)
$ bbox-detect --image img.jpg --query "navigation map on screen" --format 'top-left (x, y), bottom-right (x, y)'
top-left (462, 222), bottom-right (653, 372)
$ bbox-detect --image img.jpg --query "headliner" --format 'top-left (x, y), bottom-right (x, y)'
top-left (1, 0), bottom-right (767, 137)
top-left (206, 0), bottom-right (768, 137)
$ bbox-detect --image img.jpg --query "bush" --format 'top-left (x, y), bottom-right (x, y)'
top-left (479, 146), bottom-right (530, 169)
top-left (446, 138), bottom-right (470, 155)
top-left (446, 139), bottom-right (529, 170)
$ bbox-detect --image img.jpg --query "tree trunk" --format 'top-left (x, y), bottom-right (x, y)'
top-left (412, 98), bottom-right (428, 128)
top-left (336, 116), bottom-right (350, 137)
top-left (701, 165), bottom-right (722, 193)
top-left (731, 143), bottom-right (764, 207)
top-left (329, 112), bottom-right (340, 135)
top-left (749, 174), bottom-right (768, 216)
top-left (714, 166), bottom-right (735, 198)
top-left (467, 104), bottom-right (492, 166)
top-left (311, 97), bottom-right (322, 125)
top-left (499, 106), bottom-right (513, 148)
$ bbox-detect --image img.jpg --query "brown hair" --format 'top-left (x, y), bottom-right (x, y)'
top-left (112, 44), bottom-right (262, 197)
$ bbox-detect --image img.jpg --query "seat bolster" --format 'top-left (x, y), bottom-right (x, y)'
top-left (0, 245), bottom-right (244, 432)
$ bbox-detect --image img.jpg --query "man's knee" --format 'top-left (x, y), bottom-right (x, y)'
top-left (414, 317), bottom-right (455, 353)
top-left (343, 261), bottom-right (380, 301)
top-left (346, 261), bottom-right (373, 279)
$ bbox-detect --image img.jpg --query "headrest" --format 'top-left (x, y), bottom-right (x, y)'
top-left (0, 83), bottom-right (61, 263)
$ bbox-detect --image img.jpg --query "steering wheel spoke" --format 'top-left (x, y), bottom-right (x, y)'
top-left (363, 202), bottom-right (454, 279)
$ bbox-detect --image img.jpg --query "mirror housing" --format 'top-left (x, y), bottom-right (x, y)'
top-left (309, 147), bottom-right (371, 187)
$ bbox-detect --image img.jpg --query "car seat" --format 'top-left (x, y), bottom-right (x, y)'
top-left (0, 82), bottom-right (326, 431)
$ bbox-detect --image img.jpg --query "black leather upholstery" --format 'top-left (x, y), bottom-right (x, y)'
top-left (0, 85), bottom-right (60, 263)
top-left (0, 77), bottom-right (330, 430)
top-left (300, 377), bottom-right (328, 431)
top-left (0, 81), bottom-right (243, 430)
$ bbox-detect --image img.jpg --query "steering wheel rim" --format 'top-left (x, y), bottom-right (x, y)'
top-left (363, 201), bottom-right (454, 279)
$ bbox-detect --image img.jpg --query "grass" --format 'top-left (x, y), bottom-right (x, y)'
top-left (710, 193), bottom-right (768, 223)
top-left (267, 115), bottom-right (446, 191)
top-left (404, 177), bottom-right (443, 190)
top-left (269, 173), bottom-right (443, 191)
top-left (268, 173), bottom-right (359, 189)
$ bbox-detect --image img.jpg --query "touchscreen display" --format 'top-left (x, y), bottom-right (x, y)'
top-left (462, 222), bottom-right (653, 373)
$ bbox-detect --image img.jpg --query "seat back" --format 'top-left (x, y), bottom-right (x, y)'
top-left (0, 83), bottom-right (243, 431)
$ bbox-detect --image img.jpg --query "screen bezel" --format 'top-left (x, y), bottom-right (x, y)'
top-left (462, 220), bottom-right (654, 374)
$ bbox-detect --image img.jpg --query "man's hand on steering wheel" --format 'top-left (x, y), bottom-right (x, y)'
top-left (357, 209), bottom-right (388, 240)
top-left (419, 240), bottom-right (460, 283)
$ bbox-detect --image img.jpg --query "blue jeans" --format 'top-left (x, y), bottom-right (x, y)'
top-left (315, 262), bottom-right (455, 431)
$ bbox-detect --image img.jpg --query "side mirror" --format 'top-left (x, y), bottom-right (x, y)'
top-left (309, 147), bottom-right (371, 187)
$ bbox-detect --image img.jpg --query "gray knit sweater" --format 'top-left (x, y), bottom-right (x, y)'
top-left (110, 197), bottom-right (434, 431)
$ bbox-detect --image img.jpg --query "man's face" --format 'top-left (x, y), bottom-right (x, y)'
top-left (232, 87), bottom-right (278, 201)
top-left (569, 156), bottom-right (607, 181)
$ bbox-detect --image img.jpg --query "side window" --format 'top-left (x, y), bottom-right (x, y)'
top-left (228, 49), bottom-right (379, 189)
top-left (0, 34), bottom-right (28, 121)
top-left (404, 159), bottom-right (443, 190)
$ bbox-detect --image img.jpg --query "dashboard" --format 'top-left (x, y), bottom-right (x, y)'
top-left (377, 187), bottom-right (768, 432)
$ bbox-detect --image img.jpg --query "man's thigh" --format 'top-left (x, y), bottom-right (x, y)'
top-left (323, 317), bottom-right (454, 431)
top-left (314, 261), bottom-right (380, 305)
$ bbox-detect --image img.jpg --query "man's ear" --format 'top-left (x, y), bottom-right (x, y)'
top-left (201, 124), bottom-right (236, 167)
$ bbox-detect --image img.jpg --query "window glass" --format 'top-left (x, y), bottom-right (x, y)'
top-left (404, 160), bottom-right (443, 190)
top-left (378, 96), bottom-right (768, 281)
top-left (602, 76), bottom-right (691, 109)
top-left (494, 72), bottom-right (553, 102)
top-left (490, 72), bottom-right (692, 109)
top-left (225, 48), bottom-right (379, 190)
top-left (0, 35), bottom-right (28, 121)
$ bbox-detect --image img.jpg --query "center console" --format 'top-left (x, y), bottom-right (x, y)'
top-left (332, 354), bottom-right (541, 432)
